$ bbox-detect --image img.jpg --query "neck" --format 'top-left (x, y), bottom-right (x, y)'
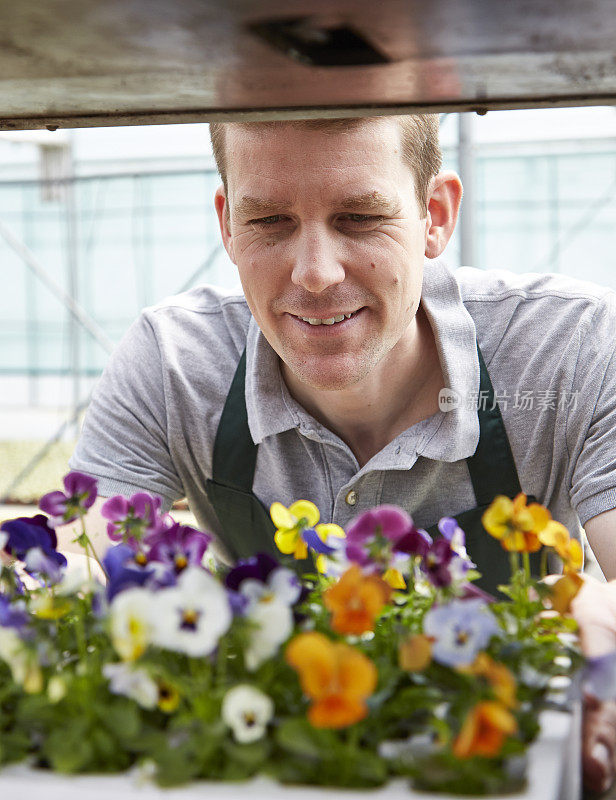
top-left (282, 306), bottom-right (444, 467)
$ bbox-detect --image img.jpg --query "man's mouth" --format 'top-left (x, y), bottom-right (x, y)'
top-left (292, 310), bottom-right (361, 326)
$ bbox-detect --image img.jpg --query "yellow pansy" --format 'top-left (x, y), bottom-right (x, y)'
top-left (482, 493), bottom-right (549, 552)
top-left (270, 500), bottom-right (320, 560)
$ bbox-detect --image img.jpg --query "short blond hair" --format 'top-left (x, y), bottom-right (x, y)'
top-left (209, 115), bottom-right (441, 214)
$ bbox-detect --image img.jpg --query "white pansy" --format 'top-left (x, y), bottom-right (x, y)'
top-left (150, 567), bottom-right (231, 657)
top-left (266, 568), bottom-right (302, 605)
top-left (0, 626), bottom-right (42, 693)
top-left (239, 568), bottom-right (301, 610)
top-left (244, 597), bottom-right (293, 672)
top-left (110, 587), bottom-right (156, 661)
top-left (103, 662), bottom-right (158, 709)
top-left (47, 675), bottom-right (67, 703)
top-left (56, 562), bottom-right (102, 596)
top-left (221, 684), bottom-right (274, 743)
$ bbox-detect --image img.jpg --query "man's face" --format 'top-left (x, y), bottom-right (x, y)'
top-left (218, 119), bottom-right (431, 391)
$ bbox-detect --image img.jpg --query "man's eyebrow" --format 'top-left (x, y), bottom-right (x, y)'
top-left (339, 192), bottom-right (401, 214)
top-left (233, 196), bottom-right (289, 219)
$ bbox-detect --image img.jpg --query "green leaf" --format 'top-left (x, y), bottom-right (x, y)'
top-left (275, 718), bottom-right (338, 760)
top-left (44, 724), bottom-right (94, 773)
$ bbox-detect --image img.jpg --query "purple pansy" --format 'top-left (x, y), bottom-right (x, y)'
top-left (103, 543), bottom-right (158, 601)
top-left (225, 554), bottom-right (280, 592)
top-left (39, 471), bottom-right (98, 528)
top-left (1, 515), bottom-right (67, 571)
top-left (0, 594), bottom-right (29, 631)
top-left (346, 506), bottom-right (414, 545)
top-left (421, 538), bottom-right (456, 588)
top-left (145, 522), bottom-right (211, 574)
top-left (101, 493), bottom-right (162, 546)
top-left (423, 598), bottom-right (499, 667)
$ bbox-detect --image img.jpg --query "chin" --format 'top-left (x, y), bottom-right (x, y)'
top-left (283, 353), bottom-right (372, 392)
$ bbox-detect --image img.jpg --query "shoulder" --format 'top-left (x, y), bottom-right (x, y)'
top-left (455, 267), bottom-right (616, 362)
top-left (456, 266), bottom-right (614, 306)
top-left (137, 284), bottom-right (252, 360)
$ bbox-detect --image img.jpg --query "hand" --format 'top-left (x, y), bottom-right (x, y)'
top-left (571, 575), bottom-right (616, 792)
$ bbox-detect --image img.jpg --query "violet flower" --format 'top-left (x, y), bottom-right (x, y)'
top-left (101, 493), bottom-right (162, 547)
top-left (103, 544), bottom-right (158, 601)
top-left (145, 522), bottom-right (211, 574)
top-left (1, 515), bottom-right (67, 572)
top-left (346, 505), bottom-right (414, 546)
top-left (0, 594), bottom-right (29, 631)
top-left (423, 598), bottom-right (499, 668)
top-left (421, 539), bottom-right (455, 588)
top-left (39, 471), bottom-right (98, 527)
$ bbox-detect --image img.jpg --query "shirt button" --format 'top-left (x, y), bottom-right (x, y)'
top-left (394, 445), bottom-right (401, 455)
top-left (345, 490), bottom-right (358, 506)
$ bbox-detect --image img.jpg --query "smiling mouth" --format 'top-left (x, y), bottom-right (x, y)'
top-left (293, 310), bottom-right (361, 326)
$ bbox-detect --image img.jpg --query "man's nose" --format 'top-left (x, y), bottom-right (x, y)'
top-left (290, 229), bottom-right (345, 293)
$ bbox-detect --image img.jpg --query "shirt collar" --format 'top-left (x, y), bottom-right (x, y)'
top-left (245, 259), bottom-right (480, 458)
top-left (416, 259), bottom-right (480, 462)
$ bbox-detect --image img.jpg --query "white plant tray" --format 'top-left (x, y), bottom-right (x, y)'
top-left (0, 708), bottom-right (580, 800)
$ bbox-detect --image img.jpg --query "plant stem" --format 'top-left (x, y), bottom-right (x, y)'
top-left (522, 551), bottom-right (531, 583)
top-left (540, 548), bottom-right (548, 579)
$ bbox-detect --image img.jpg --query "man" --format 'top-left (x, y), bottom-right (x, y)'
top-left (67, 115), bottom-right (616, 790)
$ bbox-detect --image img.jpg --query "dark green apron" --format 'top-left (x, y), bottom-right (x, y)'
top-left (205, 345), bottom-right (540, 595)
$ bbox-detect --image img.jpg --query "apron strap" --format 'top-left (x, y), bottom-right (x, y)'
top-left (467, 343), bottom-right (523, 503)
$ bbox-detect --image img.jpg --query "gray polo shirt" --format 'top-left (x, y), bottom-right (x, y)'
top-left (70, 259), bottom-right (616, 563)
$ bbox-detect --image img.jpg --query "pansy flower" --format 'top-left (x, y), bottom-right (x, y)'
top-left (452, 700), bottom-right (518, 759)
top-left (103, 544), bottom-right (159, 601)
top-left (39, 471), bottom-right (98, 528)
top-left (270, 501), bottom-right (345, 568)
top-left (145, 521), bottom-right (211, 574)
top-left (225, 555), bottom-right (299, 670)
top-left (222, 685), bottom-right (274, 743)
top-left (150, 567), bottom-right (232, 658)
top-left (423, 598), bottom-right (499, 668)
top-left (538, 521), bottom-right (583, 573)
top-left (398, 633), bottom-right (433, 672)
top-left (285, 631), bottom-right (377, 729)
top-left (345, 505), bottom-right (430, 588)
top-left (109, 586), bottom-right (156, 661)
top-left (461, 652), bottom-right (517, 709)
top-left (482, 493), bottom-right (548, 553)
top-left (101, 493), bottom-right (163, 547)
top-left (1, 515), bottom-right (67, 582)
top-left (0, 626), bottom-right (43, 694)
top-left (103, 662), bottom-right (158, 709)
top-left (323, 564), bottom-right (391, 635)
top-left (0, 594), bottom-right (29, 632)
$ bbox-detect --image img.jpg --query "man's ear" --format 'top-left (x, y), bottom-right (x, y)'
top-left (424, 171), bottom-right (463, 259)
top-left (214, 185), bottom-right (236, 264)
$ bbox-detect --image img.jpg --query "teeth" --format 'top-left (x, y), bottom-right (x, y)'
top-left (298, 311), bottom-right (357, 326)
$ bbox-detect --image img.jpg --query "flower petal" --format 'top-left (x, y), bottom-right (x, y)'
top-left (289, 500), bottom-right (320, 527)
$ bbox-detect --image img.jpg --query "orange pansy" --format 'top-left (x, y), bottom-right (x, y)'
top-left (452, 701), bottom-right (518, 759)
top-left (285, 631), bottom-right (377, 729)
top-left (323, 564), bottom-right (391, 635)
top-left (549, 572), bottom-right (584, 614)
top-left (461, 652), bottom-right (517, 709)
top-left (398, 633), bottom-right (433, 672)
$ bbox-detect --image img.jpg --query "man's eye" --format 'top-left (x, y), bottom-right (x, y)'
top-left (250, 215), bottom-right (286, 226)
top-left (339, 214), bottom-right (385, 227)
